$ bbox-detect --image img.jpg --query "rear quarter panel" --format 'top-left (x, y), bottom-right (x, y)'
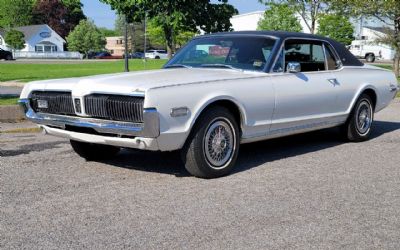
top-left (334, 66), bottom-right (397, 113)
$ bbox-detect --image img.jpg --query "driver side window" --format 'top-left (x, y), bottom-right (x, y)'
top-left (284, 40), bottom-right (325, 72)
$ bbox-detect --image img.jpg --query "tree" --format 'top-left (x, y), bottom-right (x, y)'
top-left (147, 19), bottom-right (196, 49)
top-left (0, 0), bottom-right (34, 28)
top-left (317, 14), bottom-right (354, 45)
top-left (33, 0), bottom-right (85, 38)
top-left (115, 14), bottom-right (148, 52)
top-left (259, 0), bottom-right (328, 34)
top-left (333, 0), bottom-right (400, 76)
top-left (98, 27), bottom-right (120, 37)
top-left (66, 20), bottom-right (106, 58)
top-left (257, 3), bottom-right (302, 32)
top-left (100, 0), bottom-right (237, 58)
top-left (5, 29), bottom-right (25, 53)
top-left (62, 0), bottom-right (87, 34)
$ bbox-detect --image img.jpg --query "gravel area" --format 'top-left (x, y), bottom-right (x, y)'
top-left (1, 100), bottom-right (400, 249)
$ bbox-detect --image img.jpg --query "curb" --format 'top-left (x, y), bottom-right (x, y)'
top-left (0, 105), bottom-right (25, 122)
top-left (0, 81), bottom-right (25, 87)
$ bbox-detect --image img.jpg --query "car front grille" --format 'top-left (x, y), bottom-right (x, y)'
top-left (84, 94), bottom-right (144, 123)
top-left (30, 91), bottom-right (76, 116)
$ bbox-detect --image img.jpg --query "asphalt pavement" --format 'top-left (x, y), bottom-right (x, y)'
top-left (1, 100), bottom-right (400, 249)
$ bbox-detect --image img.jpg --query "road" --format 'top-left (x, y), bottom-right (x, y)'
top-left (1, 100), bottom-right (400, 249)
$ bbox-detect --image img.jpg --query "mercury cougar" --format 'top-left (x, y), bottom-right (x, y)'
top-left (19, 31), bottom-right (399, 178)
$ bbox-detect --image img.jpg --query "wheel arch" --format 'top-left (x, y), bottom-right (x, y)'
top-left (189, 97), bottom-right (247, 137)
top-left (347, 85), bottom-right (378, 115)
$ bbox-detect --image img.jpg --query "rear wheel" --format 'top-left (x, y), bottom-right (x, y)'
top-left (341, 94), bottom-right (374, 142)
top-left (365, 54), bottom-right (375, 63)
top-left (70, 140), bottom-right (120, 160)
top-left (181, 106), bottom-right (240, 178)
top-left (6, 54), bottom-right (12, 60)
top-left (155, 56), bottom-right (160, 59)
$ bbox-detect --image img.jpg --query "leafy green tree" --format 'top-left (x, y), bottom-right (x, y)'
top-left (114, 14), bottom-right (148, 52)
top-left (333, 0), bottom-right (400, 76)
top-left (147, 19), bottom-right (196, 49)
top-left (257, 3), bottom-right (302, 32)
top-left (317, 14), bottom-right (354, 45)
top-left (62, 0), bottom-right (87, 33)
top-left (259, 0), bottom-right (329, 34)
top-left (33, 0), bottom-right (86, 38)
top-left (98, 27), bottom-right (120, 37)
top-left (0, 0), bottom-right (34, 28)
top-left (5, 29), bottom-right (25, 53)
top-left (66, 20), bottom-right (106, 58)
top-left (100, 0), bottom-right (237, 58)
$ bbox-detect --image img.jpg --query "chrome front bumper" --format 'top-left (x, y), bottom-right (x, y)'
top-left (18, 99), bottom-right (160, 138)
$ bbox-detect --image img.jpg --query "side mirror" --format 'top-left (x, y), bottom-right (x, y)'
top-left (286, 62), bottom-right (301, 73)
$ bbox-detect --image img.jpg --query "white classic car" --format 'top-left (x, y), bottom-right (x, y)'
top-left (19, 31), bottom-right (399, 178)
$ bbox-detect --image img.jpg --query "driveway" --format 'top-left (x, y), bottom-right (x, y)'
top-left (1, 100), bottom-right (400, 249)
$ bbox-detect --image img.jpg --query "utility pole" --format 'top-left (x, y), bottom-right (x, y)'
top-left (143, 11), bottom-right (148, 70)
top-left (124, 15), bottom-right (129, 72)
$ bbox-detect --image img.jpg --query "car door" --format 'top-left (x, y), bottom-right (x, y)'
top-left (269, 39), bottom-right (343, 136)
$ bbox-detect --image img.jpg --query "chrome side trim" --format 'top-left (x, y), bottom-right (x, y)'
top-left (19, 99), bottom-right (160, 138)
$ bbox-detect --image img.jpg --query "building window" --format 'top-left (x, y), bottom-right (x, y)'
top-left (35, 43), bottom-right (58, 53)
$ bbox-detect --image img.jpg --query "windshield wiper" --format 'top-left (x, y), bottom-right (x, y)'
top-left (164, 64), bottom-right (192, 69)
top-left (200, 64), bottom-right (241, 70)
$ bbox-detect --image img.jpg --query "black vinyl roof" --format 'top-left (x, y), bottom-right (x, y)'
top-left (201, 31), bottom-right (364, 67)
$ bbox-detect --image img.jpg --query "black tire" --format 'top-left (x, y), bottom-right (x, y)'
top-left (365, 54), bottom-right (375, 63)
top-left (155, 56), bottom-right (160, 59)
top-left (181, 106), bottom-right (240, 178)
top-left (70, 140), bottom-right (120, 160)
top-left (6, 54), bottom-right (12, 60)
top-left (341, 94), bottom-right (374, 142)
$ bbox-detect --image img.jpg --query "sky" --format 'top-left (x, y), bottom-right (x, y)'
top-left (81, 0), bottom-right (266, 29)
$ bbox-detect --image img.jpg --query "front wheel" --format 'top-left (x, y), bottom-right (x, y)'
top-left (6, 55), bottom-right (13, 60)
top-left (181, 107), bottom-right (240, 178)
top-left (341, 94), bottom-right (374, 142)
top-left (70, 140), bottom-right (120, 160)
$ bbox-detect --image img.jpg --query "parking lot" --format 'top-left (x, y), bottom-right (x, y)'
top-left (1, 100), bottom-right (400, 249)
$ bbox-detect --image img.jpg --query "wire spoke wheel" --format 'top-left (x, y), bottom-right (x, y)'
top-left (355, 100), bottom-right (372, 135)
top-left (204, 119), bottom-right (235, 169)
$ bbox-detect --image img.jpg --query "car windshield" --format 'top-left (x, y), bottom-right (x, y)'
top-left (166, 36), bottom-right (277, 72)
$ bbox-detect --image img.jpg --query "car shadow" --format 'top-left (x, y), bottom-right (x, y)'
top-left (101, 120), bottom-right (400, 177)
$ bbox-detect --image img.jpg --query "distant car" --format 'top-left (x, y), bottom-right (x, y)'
top-left (95, 52), bottom-right (123, 59)
top-left (87, 51), bottom-right (104, 59)
top-left (0, 48), bottom-right (13, 60)
top-left (348, 40), bottom-right (395, 62)
top-left (145, 50), bottom-right (168, 59)
top-left (131, 52), bottom-right (145, 59)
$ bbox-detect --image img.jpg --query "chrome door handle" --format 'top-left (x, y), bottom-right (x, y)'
top-left (328, 78), bottom-right (340, 86)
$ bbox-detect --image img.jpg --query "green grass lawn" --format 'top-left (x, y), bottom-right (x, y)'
top-left (0, 59), bottom-right (167, 82)
top-left (0, 97), bottom-right (19, 105)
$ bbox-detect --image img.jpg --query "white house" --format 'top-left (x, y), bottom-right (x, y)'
top-left (230, 11), bottom-right (313, 33)
top-left (0, 24), bottom-right (65, 52)
top-left (0, 24), bottom-right (81, 59)
top-left (230, 11), bottom-right (264, 31)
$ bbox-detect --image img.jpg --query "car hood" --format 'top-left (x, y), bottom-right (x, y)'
top-left (21, 68), bottom-right (265, 98)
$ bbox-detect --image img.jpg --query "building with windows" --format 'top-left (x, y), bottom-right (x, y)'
top-left (0, 24), bottom-right (65, 52)
top-left (105, 36), bottom-right (125, 56)
top-left (0, 24), bottom-right (82, 59)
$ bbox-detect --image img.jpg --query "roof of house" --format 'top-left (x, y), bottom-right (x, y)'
top-left (0, 24), bottom-right (65, 42)
top-left (364, 26), bottom-right (393, 33)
